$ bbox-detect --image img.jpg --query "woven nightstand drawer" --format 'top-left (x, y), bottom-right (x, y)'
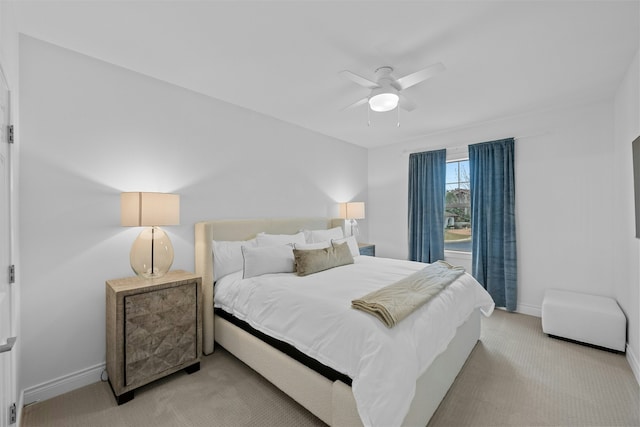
top-left (124, 282), bottom-right (198, 386)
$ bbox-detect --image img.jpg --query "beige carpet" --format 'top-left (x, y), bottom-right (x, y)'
top-left (22, 310), bottom-right (639, 427)
top-left (428, 310), bottom-right (639, 426)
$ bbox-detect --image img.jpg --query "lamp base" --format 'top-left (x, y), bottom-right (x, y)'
top-left (348, 219), bottom-right (360, 239)
top-left (130, 226), bottom-right (174, 278)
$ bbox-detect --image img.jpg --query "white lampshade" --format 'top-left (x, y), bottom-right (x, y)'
top-left (345, 202), bottom-right (365, 220)
top-left (121, 192), bottom-right (180, 226)
top-left (121, 192), bottom-right (180, 278)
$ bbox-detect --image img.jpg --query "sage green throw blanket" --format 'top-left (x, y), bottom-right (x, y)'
top-left (351, 261), bottom-right (465, 328)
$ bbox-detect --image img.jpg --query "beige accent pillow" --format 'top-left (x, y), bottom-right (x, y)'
top-left (293, 242), bottom-right (354, 276)
top-left (294, 241), bottom-right (331, 250)
top-left (331, 236), bottom-right (360, 257)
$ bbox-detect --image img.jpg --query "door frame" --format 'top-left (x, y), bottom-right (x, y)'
top-left (0, 61), bottom-right (17, 427)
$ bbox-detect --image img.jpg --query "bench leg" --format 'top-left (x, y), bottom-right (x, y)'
top-left (547, 334), bottom-right (625, 354)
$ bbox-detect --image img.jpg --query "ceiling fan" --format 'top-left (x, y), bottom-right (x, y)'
top-left (340, 63), bottom-right (445, 113)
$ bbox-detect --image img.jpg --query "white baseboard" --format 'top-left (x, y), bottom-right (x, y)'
top-left (516, 303), bottom-right (541, 318)
top-left (23, 362), bottom-right (105, 405)
top-left (627, 344), bottom-right (640, 386)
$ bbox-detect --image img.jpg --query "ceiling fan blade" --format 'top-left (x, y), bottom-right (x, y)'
top-left (342, 97), bottom-right (369, 111)
top-left (396, 62), bottom-right (445, 90)
top-left (340, 70), bottom-right (379, 89)
top-left (399, 94), bottom-right (417, 112)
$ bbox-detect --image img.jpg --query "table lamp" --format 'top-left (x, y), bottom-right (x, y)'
top-left (345, 202), bottom-right (365, 237)
top-left (121, 192), bottom-right (180, 278)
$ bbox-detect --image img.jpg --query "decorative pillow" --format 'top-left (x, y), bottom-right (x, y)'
top-left (256, 231), bottom-right (306, 247)
top-left (302, 226), bottom-right (344, 244)
top-left (332, 236), bottom-right (360, 258)
top-left (212, 238), bottom-right (257, 282)
top-left (294, 241), bottom-right (331, 250)
top-left (293, 242), bottom-right (354, 276)
top-left (241, 244), bottom-right (296, 279)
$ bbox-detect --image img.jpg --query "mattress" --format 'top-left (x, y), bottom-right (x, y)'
top-left (214, 256), bottom-right (494, 426)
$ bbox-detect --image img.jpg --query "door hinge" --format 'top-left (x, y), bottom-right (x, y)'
top-left (7, 125), bottom-right (13, 144)
top-left (8, 265), bottom-right (14, 284)
top-left (9, 402), bottom-right (16, 424)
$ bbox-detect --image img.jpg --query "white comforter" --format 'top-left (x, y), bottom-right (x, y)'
top-left (214, 256), bottom-right (494, 427)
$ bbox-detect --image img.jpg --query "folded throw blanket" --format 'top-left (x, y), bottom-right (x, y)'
top-left (351, 260), bottom-right (465, 328)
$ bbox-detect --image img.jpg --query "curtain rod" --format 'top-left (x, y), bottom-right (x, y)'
top-left (400, 132), bottom-right (550, 155)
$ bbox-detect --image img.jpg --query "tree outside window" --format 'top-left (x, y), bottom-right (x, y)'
top-left (445, 160), bottom-right (471, 252)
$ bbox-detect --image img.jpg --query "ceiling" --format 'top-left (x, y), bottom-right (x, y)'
top-left (13, 1), bottom-right (640, 148)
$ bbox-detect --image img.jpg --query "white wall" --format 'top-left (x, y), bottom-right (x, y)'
top-left (369, 100), bottom-right (616, 317)
top-left (613, 49), bottom-right (640, 382)
top-left (0, 2), bottom-right (17, 86)
top-left (17, 30), bottom-right (639, 405)
top-left (18, 35), bottom-right (368, 402)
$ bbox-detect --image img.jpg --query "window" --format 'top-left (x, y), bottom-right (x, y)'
top-left (445, 159), bottom-right (471, 252)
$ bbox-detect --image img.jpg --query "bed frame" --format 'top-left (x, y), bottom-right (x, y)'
top-left (194, 218), bottom-right (481, 427)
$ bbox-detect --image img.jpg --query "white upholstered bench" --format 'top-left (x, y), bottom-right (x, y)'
top-left (541, 289), bottom-right (626, 352)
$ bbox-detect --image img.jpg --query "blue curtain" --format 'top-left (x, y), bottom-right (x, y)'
top-left (469, 138), bottom-right (517, 311)
top-left (408, 149), bottom-right (446, 263)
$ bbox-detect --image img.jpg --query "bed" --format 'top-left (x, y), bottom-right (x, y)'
top-left (194, 217), bottom-right (494, 427)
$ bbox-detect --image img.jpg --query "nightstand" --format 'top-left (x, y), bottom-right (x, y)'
top-left (106, 270), bottom-right (202, 404)
top-left (358, 243), bottom-right (375, 256)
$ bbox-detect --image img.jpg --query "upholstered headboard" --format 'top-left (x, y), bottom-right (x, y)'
top-left (194, 217), bottom-right (344, 354)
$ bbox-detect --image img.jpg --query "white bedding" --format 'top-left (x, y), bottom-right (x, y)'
top-left (214, 256), bottom-right (494, 427)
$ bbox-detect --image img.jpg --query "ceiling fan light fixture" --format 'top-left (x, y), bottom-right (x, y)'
top-left (369, 91), bottom-right (399, 112)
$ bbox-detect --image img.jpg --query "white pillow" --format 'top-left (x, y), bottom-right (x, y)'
top-left (294, 241), bottom-right (331, 250)
top-left (332, 236), bottom-right (360, 258)
top-left (242, 244), bottom-right (296, 279)
top-left (212, 238), bottom-right (257, 282)
top-left (256, 231), bottom-right (306, 247)
top-left (303, 226), bottom-right (344, 243)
